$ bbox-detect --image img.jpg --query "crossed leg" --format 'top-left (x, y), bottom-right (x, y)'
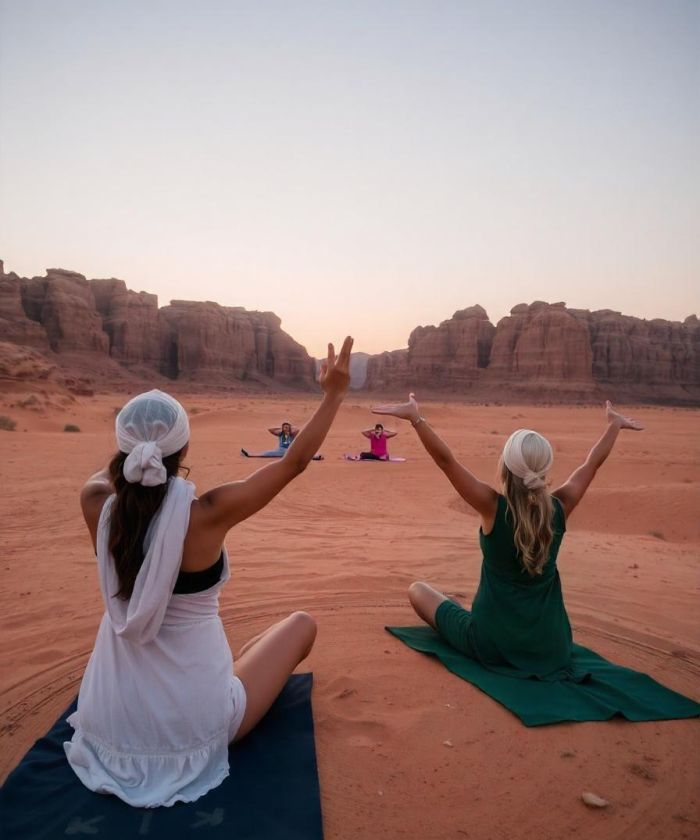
top-left (408, 581), bottom-right (449, 629)
top-left (233, 611), bottom-right (317, 742)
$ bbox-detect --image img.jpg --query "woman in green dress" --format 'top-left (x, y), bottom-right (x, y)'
top-left (371, 395), bottom-right (644, 679)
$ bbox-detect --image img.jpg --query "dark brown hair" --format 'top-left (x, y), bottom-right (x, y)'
top-left (108, 448), bottom-right (185, 599)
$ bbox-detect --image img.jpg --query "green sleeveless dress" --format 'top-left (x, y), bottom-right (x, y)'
top-left (435, 494), bottom-right (583, 680)
top-left (389, 493), bottom-right (700, 724)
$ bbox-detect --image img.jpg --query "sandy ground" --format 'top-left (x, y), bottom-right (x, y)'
top-left (1, 393), bottom-right (699, 839)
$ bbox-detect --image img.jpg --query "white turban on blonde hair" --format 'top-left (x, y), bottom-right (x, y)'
top-left (502, 429), bottom-right (553, 490)
top-left (115, 390), bottom-right (190, 487)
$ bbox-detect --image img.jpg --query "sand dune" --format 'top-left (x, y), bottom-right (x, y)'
top-left (1, 395), bottom-right (698, 839)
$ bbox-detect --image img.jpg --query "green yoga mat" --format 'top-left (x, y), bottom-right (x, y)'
top-left (386, 626), bottom-right (700, 727)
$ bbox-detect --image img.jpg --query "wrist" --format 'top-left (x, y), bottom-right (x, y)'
top-left (322, 390), bottom-right (345, 407)
top-left (410, 415), bottom-right (425, 427)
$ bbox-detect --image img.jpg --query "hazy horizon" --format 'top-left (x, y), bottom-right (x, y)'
top-left (1, 1), bottom-right (698, 356)
top-left (2, 256), bottom-right (699, 359)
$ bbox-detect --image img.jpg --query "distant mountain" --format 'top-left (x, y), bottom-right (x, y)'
top-left (0, 261), bottom-right (316, 391)
top-left (1, 260), bottom-right (698, 403)
top-left (365, 302), bottom-right (700, 404)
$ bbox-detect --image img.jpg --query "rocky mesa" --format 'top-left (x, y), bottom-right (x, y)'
top-left (1, 261), bottom-right (698, 403)
top-left (365, 301), bottom-right (700, 403)
top-left (0, 262), bottom-right (317, 391)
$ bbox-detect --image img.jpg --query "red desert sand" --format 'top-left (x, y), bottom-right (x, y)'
top-left (1, 395), bottom-right (699, 839)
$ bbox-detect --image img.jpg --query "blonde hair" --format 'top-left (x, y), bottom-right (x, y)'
top-left (500, 430), bottom-right (554, 576)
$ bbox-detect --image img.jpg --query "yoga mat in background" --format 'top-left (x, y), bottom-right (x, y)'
top-left (342, 454), bottom-right (406, 462)
top-left (0, 673), bottom-right (322, 840)
top-left (386, 626), bottom-right (700, 727)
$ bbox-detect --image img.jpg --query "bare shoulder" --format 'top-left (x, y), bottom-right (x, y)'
top-left (551, 487), bottom-right (574, 519)
top-left (80, 484), bottom-right (111, 549)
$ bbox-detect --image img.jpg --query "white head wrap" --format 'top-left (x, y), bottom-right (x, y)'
top-left (502, 429), bottom-right (553, 490)
top-left (115, 390), bottom-right (190, 487)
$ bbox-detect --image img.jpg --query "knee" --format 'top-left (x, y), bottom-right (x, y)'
top-left (289, 610), bottom-right (317, 644)
top-left (408, 581), bottom-right (427, 603)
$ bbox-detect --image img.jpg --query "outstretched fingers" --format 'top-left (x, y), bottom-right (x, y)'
top-left (336, 335), bottom-right (354, 369)
top-left (372, 392), bottom-right (418, 418)
top-left (606, 400), bottom-right (645, 431)
top-left (371, 404), bottom-right (398, 416)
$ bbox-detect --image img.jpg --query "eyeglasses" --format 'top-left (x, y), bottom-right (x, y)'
top-left (178, 465), bottom-right (191, 479)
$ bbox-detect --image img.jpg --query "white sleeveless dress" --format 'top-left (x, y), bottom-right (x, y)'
top-left (64, 477), bottom-right (247, 808)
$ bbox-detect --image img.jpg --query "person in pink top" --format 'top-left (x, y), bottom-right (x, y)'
top-left (359, 423), bottom-right (397, 460)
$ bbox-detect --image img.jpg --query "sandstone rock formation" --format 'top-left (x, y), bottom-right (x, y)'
top-left (366, 301), bottom-right (700, 403)
top-left (158, 300), bottom-right (314, 385)
top-left (1, 260), bottom-right (697, 402)
top-left (569, 309), bottom-right (700, 389)
top-left (367, 306), bottom-right (496, 391)
top-left (18, 268), bottom-right (110, 354)
top-left (487, 302), bottom-right (592, 383)
top-left (91, 278), bottom-right (161, 367)
top-left (0, 341), bottom-right (58, 382)
top-left (0, 264), bottom-right (50, 350)
top-left (0, 262), bottom-right (316, 390)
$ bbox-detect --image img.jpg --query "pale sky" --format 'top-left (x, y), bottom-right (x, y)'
top-left (1, 0), bottom-right (698, 356)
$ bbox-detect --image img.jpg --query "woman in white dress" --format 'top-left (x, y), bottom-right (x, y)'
top-left (65, 337), bottom-right (353, 808)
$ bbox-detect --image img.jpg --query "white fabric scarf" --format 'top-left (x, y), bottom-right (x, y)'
top-left (502, 428), bottom-right (553, 490)
top-left (97, 477), bottom-right (196, 644)
top-left (116, 390), bottom-right (190, 487)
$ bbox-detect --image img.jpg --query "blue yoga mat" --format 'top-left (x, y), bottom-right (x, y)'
top-left (0, 673), bottom-right (322, 840)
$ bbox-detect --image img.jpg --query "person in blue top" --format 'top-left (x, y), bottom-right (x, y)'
top-left (242, 422), bottom-right (323, 460)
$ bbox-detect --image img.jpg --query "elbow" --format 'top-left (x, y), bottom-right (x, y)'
top-left (584, 456), bottom-right (600, 474)
top-left (286, 457), bottom-right (308, 477)
top-left (435, 457), bottom-right (454, 474)
top-left (436, 453), bottom-right (454, 472)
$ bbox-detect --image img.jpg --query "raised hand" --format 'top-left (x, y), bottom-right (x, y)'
top-left (605, 400), bottom-right (644, 431)
top-left (318, 336), bottom-right (353, 398)
top-left (371, 392), bottom-right (421, 423)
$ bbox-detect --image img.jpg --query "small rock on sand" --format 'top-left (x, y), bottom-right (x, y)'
top-left (581, 792), bottom-right (609, 808)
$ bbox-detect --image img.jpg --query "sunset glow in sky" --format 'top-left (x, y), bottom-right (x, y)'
top-left (1, 0), bottom-right (698, 356)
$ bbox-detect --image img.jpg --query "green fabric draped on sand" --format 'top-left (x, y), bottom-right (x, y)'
top-left (385, 625), bottom-right (700, 726)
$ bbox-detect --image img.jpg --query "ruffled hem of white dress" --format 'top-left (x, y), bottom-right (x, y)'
top-left (63, 720), bottom-right (231, 809)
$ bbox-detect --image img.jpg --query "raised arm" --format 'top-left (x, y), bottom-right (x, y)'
top-left (372, 393), bottom-right (497, 521)
top-left (361, 429), bottom-right (373, 438)
top-left (553, 401), bottom-right (643, 518)
top-left (383, 430), bottom-right (397, 439)
top-left (199, 337), bottom-right (353, 531)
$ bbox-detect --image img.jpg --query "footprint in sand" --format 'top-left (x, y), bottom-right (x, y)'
top-left (629, 763), bottom-right (657, 782)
